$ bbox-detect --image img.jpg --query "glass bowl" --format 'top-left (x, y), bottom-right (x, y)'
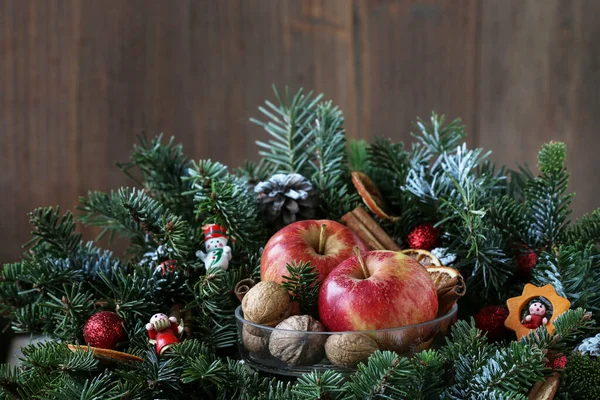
top-left (235, 304), bottom-right (457, 376)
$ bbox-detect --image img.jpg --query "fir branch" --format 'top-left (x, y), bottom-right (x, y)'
top-left (42, 374), bottom-right (122, 400)
top-left (9, 258), bottom-right (83, 293)
top-left (411, 112), bottom-right (465, 156)
top-left (525, 141), bottom-right (573, 248)
top-left (126, 350), bottom-right (182, 398)
top-left (469, 341), bottom-right (544, 398)
top-left (235, 159), bottom-right (271, 187)
top-left (93, 267), bottom-right (164, 318)
top-left (489, 195), bottom-right (529, 247)
top-left (442, 320), bottom-right (543, 399)
top-left (568, 208), bottom-right (600, 245)
top-left (188, 269), bottom-right (237, 348)
top-left (180, 356), bottom-right (227, 386)
top-left (405, 142), bottom-right (500, 221)
top-left (309, 101), bottom-right (358, 219)
top-left (19, 341), bottom-right (98, 376)
top-left (292, 370), bottom-right (345, 400)
top-left (252, 86), bottom-right (323, 175)
top-left (77, 189), bottom-right (144, 242)
top-left (219, 359), bottom-right (279, 400)
top-left (367, 137), bottom-right (411, 213)
top-left (43, 283), bottom-right (95, 341)
top-left (117, 133), bottom-right (194, 218)
top-left (442, 319), bottom-right (493, 365)
top-left (12, 304), bottom-right (54, 334)
top-left (0, 364), bottom-right (24, 400)
top-left (442, 179), bottom-right (511, 297)
top-left (167, 339), bottom-right (214, 362)
top-left (533, 243), bottom-right (600, 312)
top-left (507, 164), bottom-right (535, 202)
top-left (78, 188), bottom-right (194, 260)
top-left (405, 350), bottom-right (446, 399)
top-left (264, 381), bottom-right (295, 400)
top-left (281, 261), bottom-right (321, 316)
top-left (24, 207), bottom-right (82, 260)
top-left (342, 350), bottom-right (417, 399)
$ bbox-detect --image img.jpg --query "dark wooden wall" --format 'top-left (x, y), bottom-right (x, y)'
top-left (1, 0), bottom-right (599, 264)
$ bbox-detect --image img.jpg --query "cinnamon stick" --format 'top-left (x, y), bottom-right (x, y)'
top-left (342, 212), bottom-right (386, 250)
top-left (436, 275), bottom-right (466, 317)
top-left (352, 207), bottom-right (400, 251)
top-left (341, 206), bottom-right (400, 251)
top-left (528, 372), bottom-right (560, 400)
top-left (234, 279), bottom-right (256, 302)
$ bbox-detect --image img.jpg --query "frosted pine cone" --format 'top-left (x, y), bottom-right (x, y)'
top-left (577, 334), bottom-right (600, 356)
top-left (255, 173), bottom-right (317, 226)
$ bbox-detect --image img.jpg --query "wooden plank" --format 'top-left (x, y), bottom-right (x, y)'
top-left (355, 0), bottom-right (480, 145)
top-left (0, 0), bottom-right (357, 262)
top-left (0, 0), bottom-right (81, 262)
top-left (478, 0), bottom-right (600, 218)
top-left (189, 0), bottom-right (356, 160)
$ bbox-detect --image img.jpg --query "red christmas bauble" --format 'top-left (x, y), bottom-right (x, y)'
top-left (83, 311), bottom-right (126, 350)
top-left (407, 223), bottom-right (440, 251)
top-left (474, 305), bottom-right (510, 342)
top-left (547, 354), bottom-right (568, 370)
top-left (516, 247), bottom-right (538, 280)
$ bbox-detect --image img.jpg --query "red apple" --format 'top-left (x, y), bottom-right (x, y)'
top-left (318, 250), bottom-right (438, 332)
top-left (260, 220), bottom-right (368, 284)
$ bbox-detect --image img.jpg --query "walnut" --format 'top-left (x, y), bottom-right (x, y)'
top-left (242, 324), bottom-right (270, 353)
top-left (269, 315), bottom-right (326, 366)
top-left (241, 281), bottom-right (292, 332)
top-left (325, 333), bottom-right (379, 368)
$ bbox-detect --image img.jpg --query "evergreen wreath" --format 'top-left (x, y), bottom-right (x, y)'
top-left (1, 86), bottom-right (599, 399)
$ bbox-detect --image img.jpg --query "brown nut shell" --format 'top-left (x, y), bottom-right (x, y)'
top-left (325, 333), bottom-right (379, 368)
top-left (242, 324), bottom-right (270, 353)
top-left (269, 315), bottom-right (326, 366)
top-left (241, 281), bottom-right (292, 327)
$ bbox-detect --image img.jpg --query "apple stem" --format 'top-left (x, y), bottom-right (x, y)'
top-left (354, 246), bottom-right (370, 279)
top-left (318, 224), bottom-right (327, 255)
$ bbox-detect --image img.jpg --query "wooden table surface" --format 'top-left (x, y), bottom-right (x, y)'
top-left (1, 0), bottom-right (599, 264)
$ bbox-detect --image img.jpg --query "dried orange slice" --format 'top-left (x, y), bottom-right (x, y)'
top-left (427, 266), bottom-right (466, 316)
top-left (351, 172), bottom-right (399, 221)
top-left (401, 249), bottom-right (442, 267)
top-left (427, 267), bottom-right (462, 291)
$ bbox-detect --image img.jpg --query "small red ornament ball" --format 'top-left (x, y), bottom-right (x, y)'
top-left (407, 223), bottom-right (440, 250)
top-left (547, 354), bottom-right (568, 370)
top-left (83, 311), bottom-right (126, 350)
top-left (474, 305), bottom-right (510, 342)
top-left (158, 259), bottom-right (177, 276)
top-left (516, 248), bottom-right (538, 280)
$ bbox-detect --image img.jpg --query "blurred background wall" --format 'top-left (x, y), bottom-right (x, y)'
top-left (1, 0), bottom-right (599, 264)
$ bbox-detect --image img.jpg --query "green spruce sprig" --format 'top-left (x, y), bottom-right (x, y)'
top-left (252, 86), bottom-right (323, 176)
top-left (281, 261), bottom-right (321, 316)
top-left (117, 133), bottom-right (194, 219)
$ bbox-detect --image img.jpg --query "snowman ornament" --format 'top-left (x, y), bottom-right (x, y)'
top-left (196, 224), bottom-right (232, 271)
